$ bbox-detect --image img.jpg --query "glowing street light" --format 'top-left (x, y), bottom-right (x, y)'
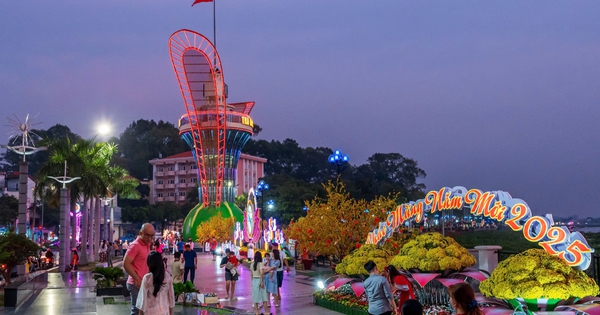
top-left (267, 199), bottom-right (275, 211)
top-left (328, 149), bottom-right (349, 176)
top-left (256, 180), bottom-right (269, 218)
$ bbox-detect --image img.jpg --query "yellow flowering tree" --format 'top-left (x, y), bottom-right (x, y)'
top-left (480, 249), bottom-right (599, 300)
top-left (195, 213), bottom-right (234, 243)
top-left (390, 232), bottom-right (476, 272)
top-left (285, 181), bottom-right (394, 259)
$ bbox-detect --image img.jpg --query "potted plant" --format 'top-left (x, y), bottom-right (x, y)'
top-left (92, 266), bottom-right (125, 296)
top-left (173, 281), bottom-right (199, 306)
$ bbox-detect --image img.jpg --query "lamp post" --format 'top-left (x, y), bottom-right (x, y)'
top-left (328, 149), bottom-right (350, 176)
top-left (2, 115), bottom-right (46, 239)
top-left (48, 161), bottom-right (80, 272)
top-left (256, 180), bottom-right (269, 220)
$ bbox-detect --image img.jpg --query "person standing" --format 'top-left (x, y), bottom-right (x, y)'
top-left (99, 240), bottom-right (107, 262)
top-left (385, 265), bottom-right (415, 311)
top-left (106, 242), bottom-right (113, 267)
top-left (117, 241), bottom-right (122, 257)
top-left (210, 237), bottom-right (218, 261)
top-left (70, 249), bottom-right (79, 272)
top-left (136, 251), bottom-right (175, 315)
top-left (251, 251), bottom-right (268, 315)
top-left (272, 249), bottom-right (286, 306)
top-left (182, 244), bottom-right (197, 284)
top-left (219, 248), bottom-right (239, 300)
top-left (177, 238), bottom-right (185, 253)
top-left (122, 240), bottom-right (128, 257)
top-left (187, 237), bottom-right (195, 250)
top-left (363, 260), bottom-right (398, 315)
top-left (123, 223), bottom-right (154, 315)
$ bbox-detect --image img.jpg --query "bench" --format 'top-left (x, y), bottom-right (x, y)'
top-left (3, 271), bottom-right (48, 308)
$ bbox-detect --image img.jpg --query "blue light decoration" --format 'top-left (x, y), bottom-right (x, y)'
top-left (328, 149), bottom-right (350, 176)
top-left (303, 206), bottom-right (309, 211)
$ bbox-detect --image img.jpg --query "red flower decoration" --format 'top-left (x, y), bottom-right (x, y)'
top-left (327, 239), bottom-right (331, 244)
top-left (308, 229), bottom-right (313, 234)
top-left (393, 243), bottom-right (398, 248)
top-left (355, 243), bottom-right (361, 249)
top-left (374, 217), bottom-right (380, 223)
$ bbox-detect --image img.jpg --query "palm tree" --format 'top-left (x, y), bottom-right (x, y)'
top-left (36, 138), bottom-right (139, 265)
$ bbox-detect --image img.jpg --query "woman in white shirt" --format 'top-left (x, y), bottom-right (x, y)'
top-left (136, 251), bottom-right (175, 315)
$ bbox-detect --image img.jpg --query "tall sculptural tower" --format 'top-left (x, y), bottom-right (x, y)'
top-left (168, 29), bottom-right (255, 239)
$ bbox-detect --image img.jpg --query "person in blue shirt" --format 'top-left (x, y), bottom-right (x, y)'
top-left (182, 244), bottom-right (197, 283)
top-left (363, 260), bottom-right (398, 315)
top-left (177, 239), bottom-right (185, 253)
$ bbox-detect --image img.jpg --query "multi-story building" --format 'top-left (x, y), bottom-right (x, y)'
top-left (149, 151), bottom-right (267, 205)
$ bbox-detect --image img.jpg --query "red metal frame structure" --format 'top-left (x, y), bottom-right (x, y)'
top-left (168, 29), bottom-right (227, 206)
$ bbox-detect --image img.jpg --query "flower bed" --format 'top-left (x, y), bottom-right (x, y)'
top-left (314, 283), bottom-right (368, 315)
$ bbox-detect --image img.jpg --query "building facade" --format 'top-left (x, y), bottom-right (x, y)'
top-left (149, 151), bottom-right (267, 205)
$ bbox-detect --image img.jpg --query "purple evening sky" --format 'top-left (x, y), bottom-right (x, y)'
top-left (1, 1), bottom-right (599, 218)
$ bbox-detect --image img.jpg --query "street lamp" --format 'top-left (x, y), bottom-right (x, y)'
top-left (328, 149), bottom-right (350, 176)
top-left (303, 206), bottom-right (309, 212)
top-left (267, 199), bottom-right (275, 211)
top-left (256, 180), bottom-right (269, 219)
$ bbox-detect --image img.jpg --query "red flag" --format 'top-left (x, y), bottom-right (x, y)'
top-left (192, 0), bottom-right (212, 6)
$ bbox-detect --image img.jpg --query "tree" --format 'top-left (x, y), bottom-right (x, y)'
top-left (195, 213), bottom-right (233, 243)
top-left (286, 180), bottom-right (396, 260)
top-left (261, 174), bottom-right (323, 224)
top-left (352, 153), bottom-right (427, 202)
top-left (0, 233), bottom-right (39, 284)
top-left (121, 206), bottom-right (149, 225)
top-left (234, 192), bottom-right (248, 210)
top-left (0, 194), bottom-right (18, 228)
top-left (118, 119), bottom-right (187, 180)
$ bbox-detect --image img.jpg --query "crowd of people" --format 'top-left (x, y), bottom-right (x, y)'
top-left (90, 224), bottom-right (483, 315)
top-left (362, 259), bottom-right (484, 315)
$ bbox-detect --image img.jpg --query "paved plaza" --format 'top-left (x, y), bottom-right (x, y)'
top-left (0, 252), bottom-right (342, 315)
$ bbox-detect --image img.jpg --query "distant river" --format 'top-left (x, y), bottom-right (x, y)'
top-left (574, 226), bottom-right (600, 233)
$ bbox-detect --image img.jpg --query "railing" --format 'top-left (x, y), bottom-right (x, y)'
top-left (155, 172), bottom-right (165, 177)
top-left (166, 184), bottom-right (175, 189)
top-left (155, 184), bottom-right (164, 190)
top-left (177, 170), bottom-right (187, 175)
top-left (167, 171), bottom-right (175, 176)
top-left (178, 183), bottom-right (187, 188)
top-left (155, 197), bottom-right (164, 202)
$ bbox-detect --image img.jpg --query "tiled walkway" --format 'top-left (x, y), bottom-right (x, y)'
top-left (0, 253), bottom-right (342, 315)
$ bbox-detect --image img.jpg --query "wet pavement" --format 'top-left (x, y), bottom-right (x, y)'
top-left (0, 253), bottom-right (342, 315)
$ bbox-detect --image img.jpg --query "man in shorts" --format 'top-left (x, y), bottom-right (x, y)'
top-left (219, 248), bottom-right (239, 300)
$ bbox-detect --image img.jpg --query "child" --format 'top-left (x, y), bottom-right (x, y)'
top-left (70, 249), bottom-right (79, 272)
top-left (136, 251), bottom-right (175, 315)
top-left (171, 252), bottom-right (184, 284)
top-left (227, 252), bottom-right (240, 277)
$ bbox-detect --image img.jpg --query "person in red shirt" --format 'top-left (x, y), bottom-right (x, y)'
top-left (385, 265), bottom-right (415, 312)
top-left (123, 223), bottom-right (154, 315)
top-left (210, 237), bottom-right (218, 261)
